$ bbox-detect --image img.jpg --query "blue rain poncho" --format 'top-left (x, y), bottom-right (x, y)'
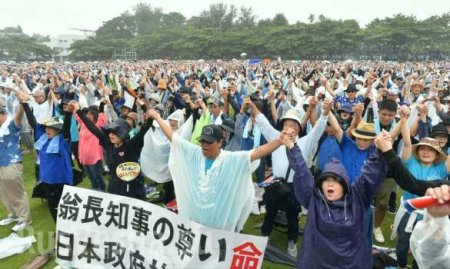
top-left (168, 133), bottom-right (254, 232)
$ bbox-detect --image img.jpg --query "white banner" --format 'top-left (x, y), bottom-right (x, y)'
top-left (56, 186), bottom-right (268, 269)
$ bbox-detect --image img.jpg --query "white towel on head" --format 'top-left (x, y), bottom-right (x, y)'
top-left (32, 100), bottom-right (53, 123)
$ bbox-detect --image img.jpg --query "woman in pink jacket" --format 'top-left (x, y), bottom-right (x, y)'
top-left (74, 106), bottom-right (107, 191)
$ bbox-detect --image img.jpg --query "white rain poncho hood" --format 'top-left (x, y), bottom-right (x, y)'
top-left (140, 111), bottom-right (193, 183)
top-left (167, 109), bottom-right (185, 129)
top-left (168, 134), bottom-right (254, 232)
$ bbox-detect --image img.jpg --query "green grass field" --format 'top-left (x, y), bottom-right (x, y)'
top-left (0, 153), bottom-right (403, 269)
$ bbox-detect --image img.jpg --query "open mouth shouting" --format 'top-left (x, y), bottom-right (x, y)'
top-left (324, 187), bottom-right (336, 200)
top-left (321, 176), bottom-right (345, 202)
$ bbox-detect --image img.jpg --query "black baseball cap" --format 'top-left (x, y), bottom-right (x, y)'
top-left (220, 118), bottom-right (235, 133)
top-left (199, 124), bottom-right (223, 143)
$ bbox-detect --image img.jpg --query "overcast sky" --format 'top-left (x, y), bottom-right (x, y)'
top-left (1, 0), bottom-right (448, 37)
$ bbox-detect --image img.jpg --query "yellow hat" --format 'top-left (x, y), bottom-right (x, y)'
top-left (157, 80), bottom-right (167, 90)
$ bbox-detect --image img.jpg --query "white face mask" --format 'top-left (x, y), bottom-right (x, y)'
top-left (356, 84), bottom-right (363, 90)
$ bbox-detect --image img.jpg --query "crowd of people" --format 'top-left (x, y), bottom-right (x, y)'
top-left (0, 59), bottom-right (450, 268)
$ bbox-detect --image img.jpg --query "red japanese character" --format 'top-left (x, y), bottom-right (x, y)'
top-left (230, 242), bottom-right (262, 269)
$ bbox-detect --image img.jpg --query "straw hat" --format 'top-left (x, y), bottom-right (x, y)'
top-left (412, 137), bottom-right (447, 163)
top-left (411, 81), bottom-right (424, 91)
top-left (351, 122), bottom-right (376, 140)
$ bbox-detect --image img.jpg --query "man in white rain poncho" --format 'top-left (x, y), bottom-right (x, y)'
top-left (140, 109), bottom-right (193, 203)
top-left (148, 108), bottom-right (285, 232)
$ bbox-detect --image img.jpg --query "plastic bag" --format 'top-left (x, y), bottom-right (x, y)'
top-left (410, 213), bottom-right (450, 269)
top-left (0, 233), bottom-right (36, 260)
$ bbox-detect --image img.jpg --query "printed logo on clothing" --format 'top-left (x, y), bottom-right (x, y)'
top-left (118, 151), bottom-right (124, 156)
top-left (203, 127), bottom-right (214, 135)
top-left (116, 162), bottom-right (141, 181)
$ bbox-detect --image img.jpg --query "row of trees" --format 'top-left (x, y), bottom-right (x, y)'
top-left (69, 3), bottom-right (450, 61)
top-left (0, 26), bottom-right (53, 61)
top-left (1, 4), bottom-right (449, 62)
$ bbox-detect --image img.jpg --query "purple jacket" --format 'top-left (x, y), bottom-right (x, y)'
top-left (287, 145), bottom-right (386, 269)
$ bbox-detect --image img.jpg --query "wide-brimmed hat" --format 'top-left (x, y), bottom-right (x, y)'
top-left (411, 81), bottom-right (424, 91)
top-left (280, 109), bottom-right (302, 130)
top-left (345, 84), bottom-right (358, 92)
top-left (351, 122), bottom-right (376, 140)
top-left (40, 117), bottom-right (63, 130)
top-left (412, 137), bottom-right (447, 163)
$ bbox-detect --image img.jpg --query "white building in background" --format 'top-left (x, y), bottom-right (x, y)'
top-left (44, 34), bottom-right (87, 61)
